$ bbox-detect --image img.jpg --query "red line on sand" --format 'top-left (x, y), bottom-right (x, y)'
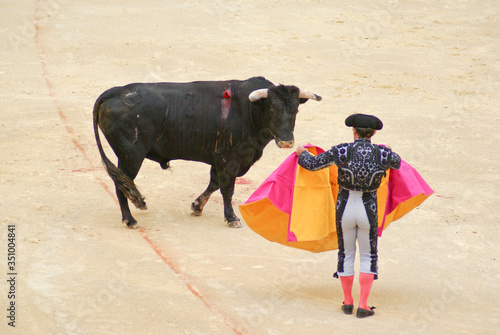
top-left (139, 229), bottom-right (244, 335)
top-left (34, 2), bottom-right (243, 334)
top-left (33, 1), bottom-right (114, 201)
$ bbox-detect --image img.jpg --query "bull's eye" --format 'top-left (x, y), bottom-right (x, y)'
top-left (269, 109), bottom-right (278, 118)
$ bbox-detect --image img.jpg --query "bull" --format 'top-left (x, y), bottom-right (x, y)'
top-left (93, 76), bottom-right (321, 228)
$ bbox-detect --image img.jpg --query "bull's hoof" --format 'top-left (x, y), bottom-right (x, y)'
top-left (227, 219), bottom-right (242, 229)
top-left (122, 220), bottom-right (139, 229)
top-left (191, 202), bottom-right (203, 216)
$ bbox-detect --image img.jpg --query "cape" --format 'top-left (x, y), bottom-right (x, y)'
top-left (239, 145), bottom-right (433, 253)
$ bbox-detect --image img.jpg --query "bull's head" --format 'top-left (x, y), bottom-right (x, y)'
top-left (249, 85), bottom-right (322, 148)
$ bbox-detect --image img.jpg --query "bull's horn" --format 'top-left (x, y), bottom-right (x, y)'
top-left (299, 89), bottom-right (322, 101)
top-left (249, 89), bottom-right (269, 102)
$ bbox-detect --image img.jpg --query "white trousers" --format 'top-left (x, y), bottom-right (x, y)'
top-left (337, 190), bottom-right (377, 277)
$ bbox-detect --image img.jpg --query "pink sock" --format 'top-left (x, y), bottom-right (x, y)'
top-left (340, 275), bottom-right (354, 305)
top-left (359, 272), bottom-right (375, 310)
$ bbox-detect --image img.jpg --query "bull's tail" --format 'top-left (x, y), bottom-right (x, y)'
top-left (93, 96), bottom-right (147, 209)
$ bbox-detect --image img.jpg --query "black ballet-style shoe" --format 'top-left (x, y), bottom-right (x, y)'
top-left (341, 302), bottom-right (354, 315)
top-left (356, 306), bottom-right (375, 318)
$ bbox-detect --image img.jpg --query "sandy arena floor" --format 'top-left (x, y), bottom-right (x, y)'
top-left (1, 1), bottom-right (499, 334)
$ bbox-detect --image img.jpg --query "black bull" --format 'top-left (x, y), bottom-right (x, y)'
top-left (93, 76), bottom-right (321, 228)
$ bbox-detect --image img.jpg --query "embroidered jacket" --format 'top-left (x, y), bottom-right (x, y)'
top-left (298, 138), bottom-right (401, 192)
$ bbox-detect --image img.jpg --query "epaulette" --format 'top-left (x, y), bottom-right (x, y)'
top-left (335, 143), bottom-right (351, 166)
top-left (376, 145), bottom-right (392, 169)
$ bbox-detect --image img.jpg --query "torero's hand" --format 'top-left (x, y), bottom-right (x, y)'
top-left (295, 145), bottom-right (307, 156)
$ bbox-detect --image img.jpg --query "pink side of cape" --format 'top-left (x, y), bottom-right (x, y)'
top-left (243, 152), bottom-right (297, 215)
top-left (380, 159), bottom-right (434, 234)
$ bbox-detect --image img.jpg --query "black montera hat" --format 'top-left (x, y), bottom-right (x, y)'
top-left (345, 113), bottom-right (383, 130)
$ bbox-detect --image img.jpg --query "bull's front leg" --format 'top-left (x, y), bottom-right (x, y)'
top-left (218, 170), bottom-right (242, 228)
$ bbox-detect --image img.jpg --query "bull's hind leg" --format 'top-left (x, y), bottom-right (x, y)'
top-left (192, 167), bottom-right (219, 216)
top-left (116, 156), bottom-right (146, 229)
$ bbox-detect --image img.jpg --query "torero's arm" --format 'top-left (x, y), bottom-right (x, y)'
top-left (296, 145), bottom-right (338, 171)
top-left (390, 151), bottom-right (402, 169)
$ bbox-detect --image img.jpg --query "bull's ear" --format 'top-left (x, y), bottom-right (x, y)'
top-left (299, 98), bottom-right (309, 104)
